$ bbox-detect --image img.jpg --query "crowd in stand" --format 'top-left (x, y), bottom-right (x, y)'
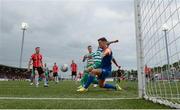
top-left (145, 65), bottom-right (180, 81)
top-left (0, 65), bottom-right (31, 80)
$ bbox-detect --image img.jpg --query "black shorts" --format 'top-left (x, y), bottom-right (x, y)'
top-left (72, 71), bottom-right (77, 76)
top-left (146, 74), bottom-right (150, 78)
top-left (33, 67), bottom-right (44, 75)
top-left (53, 72), bottom-right (58, 77)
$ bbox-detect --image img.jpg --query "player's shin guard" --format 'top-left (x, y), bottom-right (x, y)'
top-left (84, 75), bottom-right (94, 89)
top-left (103, 84), bottom-right (116, 90)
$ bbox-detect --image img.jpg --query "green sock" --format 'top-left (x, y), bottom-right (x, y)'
top-left (93, 78), bottom-right (98, 84)
top-left (80, 72), bottom-right (89, 86)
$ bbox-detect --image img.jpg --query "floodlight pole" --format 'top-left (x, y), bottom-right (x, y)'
top-left (19, 23), bottom-right (27, 68)
top-left (163, 29), bottom-right (170, 70)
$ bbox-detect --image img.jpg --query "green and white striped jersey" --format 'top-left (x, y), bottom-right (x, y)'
top-left (93, 48), bottom-right (103, 63)
top-left (84, 52), bottom-right (94, 66)
top-left (83, 48), bottom-right (102, 67)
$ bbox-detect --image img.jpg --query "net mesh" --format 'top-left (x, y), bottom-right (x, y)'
top-left (137, 0), bottom-right (180, 107)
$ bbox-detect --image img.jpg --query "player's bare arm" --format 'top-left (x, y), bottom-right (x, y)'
top-left (112, 57), bottom-right (121, 68)
top-left (107, 40), bottom-right (119, 46)
top-left (28, 58), bottom-right (32, 71)
top-left (102, 48), bottom-right (111, 58)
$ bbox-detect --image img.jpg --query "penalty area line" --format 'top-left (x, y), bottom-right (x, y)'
top-left (0, 97), bottom-right (140, 100)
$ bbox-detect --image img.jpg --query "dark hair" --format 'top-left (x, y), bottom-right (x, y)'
top-left (88, 45), bottom-right (92, 48)
top-left (98, 37), bottom-right (107, 42)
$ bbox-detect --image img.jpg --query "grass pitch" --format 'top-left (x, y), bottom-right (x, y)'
top-left (0, 80), bottom-right (170, 109)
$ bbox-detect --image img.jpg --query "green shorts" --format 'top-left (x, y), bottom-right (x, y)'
top-left (31, 69), bottom-right (35, 76)
top-left (87, 62), bottom-right (101, 69)
top-left (45, 72), bottom-right (49, 77)
top-left (93, 62), bottom-right (101, 69)
top-left (86, 63), bottom-right (94, 68)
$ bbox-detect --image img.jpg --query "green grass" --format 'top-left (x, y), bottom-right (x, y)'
top-left (0, 80), bottom-right (171, 109)
top-left (0, 99), bottom-right (170, 109)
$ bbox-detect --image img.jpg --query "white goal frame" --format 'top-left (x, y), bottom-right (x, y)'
top-left (134, 0), bottom-right (180, 108)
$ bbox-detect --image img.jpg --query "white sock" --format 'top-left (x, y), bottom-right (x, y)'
top-left (54, 76), bottom-right (57, 82)
top-left (43, 78), bottom-right (47, 85)
top-left (35, 75), bottom-right (39, 85)
top-left (56, 77), bottom-right (59, 82)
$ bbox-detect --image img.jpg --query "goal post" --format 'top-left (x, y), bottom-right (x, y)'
top-left (134, 0), bottom-right (180, 108)
top-left (134, 0), bottom-right (146, 98)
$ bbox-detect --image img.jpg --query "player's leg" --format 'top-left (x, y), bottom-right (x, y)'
top-left (38, 68), bottom-right (48, 87)
top-left (92, 62), bottom-right (101, 85)
top-left (56, 73), bottom-right (59, 83)
top-left (72, 72), bottom-right (76, 80)
top-left (30, 69), bottom-right (35, 85)
top-left (72, 74), bottom-right (74, 80)
top-left (54, 73), bottom-right (57, 83)
top-left (99, 79), bottom-right (115, 90)
top-left (34, 68), bottom-right (39, 87)
top-left (91, 70), bottom-right (99, 87)
top-left (45, 72), bottom-right (49, 84)
top-left (74, 75), bottom-right (76, 80)
top-left (41, 73), bottom-right (48, 87)
top-left (82, 64), bottom-right (98, 86)
top-left (78, 64), bottom-right (93, 89)
top-left (98, 79), bottom-right (105, 88)
top-left (78, 68), bottom-right (121, 91)
top-left (71, 72), bottom-right (74, 80)
top-left (96, 69), bottom-right (116, 90)
top-left (84, 69), bottom-right (101, 88)
top-left (77, 69), bottom-right (101, 92)
top-left (75, 72), bottom-right (77, 80)
top-left (98, 79), bottom-right (119, 90)
top-left (79, 71), bottom-right (89, 87)
top-left (46, 76), bottom-right (48, 84)
top-left (92, 77), bottom-right (98, 87)
top-left (53, 73), bottom-right (57, 83)
top-left (99, 69), bottom-right (121, 90)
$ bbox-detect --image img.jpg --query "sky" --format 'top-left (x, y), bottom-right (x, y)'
top-left (0, 0), bottom-right (137, 78)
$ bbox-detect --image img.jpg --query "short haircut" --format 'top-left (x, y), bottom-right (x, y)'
top-left (88, 45), bottom-right (92, 48)
top-left (98, 37), bottom-right (107, 42)
top-left (35, 47), bottom-right (40, 49)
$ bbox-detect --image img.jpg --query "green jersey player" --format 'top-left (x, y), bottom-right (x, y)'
top-left (78, 45), bottom-right (98, 88)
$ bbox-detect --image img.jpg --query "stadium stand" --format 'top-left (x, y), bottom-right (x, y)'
top-left (0, 65), bottom-right (30, 80)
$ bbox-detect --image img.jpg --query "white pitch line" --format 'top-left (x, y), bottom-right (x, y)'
top-left (0, 97), bottom-right (140, 100)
